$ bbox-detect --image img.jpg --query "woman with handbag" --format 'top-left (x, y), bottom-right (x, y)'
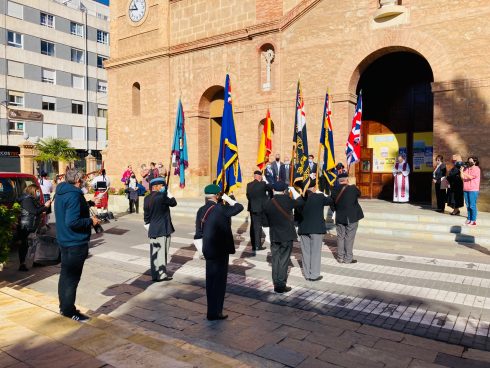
top-left (18, 184), bottom-right (51, 271)
top-left (447, 154), bottom-right (465, 216)
top-left (433, 155), bottom-right (447, 213)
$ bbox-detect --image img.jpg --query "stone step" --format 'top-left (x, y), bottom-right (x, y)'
top-left (0, 285), bottom-right (250, 368)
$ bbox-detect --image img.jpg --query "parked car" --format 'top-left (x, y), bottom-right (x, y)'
top-left (0, 172), bottom-right (46, 228)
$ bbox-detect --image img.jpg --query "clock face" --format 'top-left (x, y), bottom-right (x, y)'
top-left (128, 0), bottom-right (146, 23)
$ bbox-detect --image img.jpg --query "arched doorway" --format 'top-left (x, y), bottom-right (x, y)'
top-left (356, 51), bottom-right (434, 203)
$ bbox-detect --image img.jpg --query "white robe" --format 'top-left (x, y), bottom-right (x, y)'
top-left (393, 161), bottom-right (410, 202)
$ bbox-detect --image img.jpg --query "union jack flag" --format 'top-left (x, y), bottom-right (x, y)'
top-left (345, 92), bottom-right (363, 169)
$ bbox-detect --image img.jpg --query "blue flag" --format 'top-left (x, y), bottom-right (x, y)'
top-left (216, 74), bottom-right (242, 194)
top-left (292, 80), bottom-right (310, 192)
top-left (171, 99), bottom-right (188, 188)
top-left (320, 93), bottom-right (336, 185)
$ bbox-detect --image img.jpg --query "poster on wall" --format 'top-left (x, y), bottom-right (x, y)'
top-left (413, 132), bottom-right (433, 172)
top-left (367, 134), bottom-right (407, 173)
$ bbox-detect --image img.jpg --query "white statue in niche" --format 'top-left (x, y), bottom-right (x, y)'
top-left (262, 49), bottom-right (275, 91)
top-left (380, 0), bottom-right (398, 7)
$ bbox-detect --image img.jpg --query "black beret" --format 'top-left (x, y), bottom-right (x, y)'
top-left (273, 181), bottom-right (288, 191)
top-left (337, 173), bottom-right (348, 179)
top-left (253, 170), bottom-right (262, 176)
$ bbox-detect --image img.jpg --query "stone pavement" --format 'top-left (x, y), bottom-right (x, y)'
top-left (2, 201), bottom-right (490, 367)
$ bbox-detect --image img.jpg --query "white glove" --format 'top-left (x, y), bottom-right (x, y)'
top-left (221, 193), bottom-right (237, 206)
top-left (166, 190), bottom-right (174, 199)
top-left (263, 176), bottom-right (269, 184)
top-left (288, 186), bottom-right (301, 200)
top-left (144, 223), bottom-right (150, 231)
top-left (315, 189), bottom-right (323, 194)
top-left (310, 173), bottom-right (317, 179)
top-left (194, 238), bottom-right (203, 254)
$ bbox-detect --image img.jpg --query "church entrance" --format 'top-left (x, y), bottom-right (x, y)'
top-left (208, 89), bottom-right (224, 180)
top-left (355, 51), bottom-right (434, 203)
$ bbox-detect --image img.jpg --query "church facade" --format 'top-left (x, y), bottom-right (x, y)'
top-left (105, 0), bottom-right (490, 209)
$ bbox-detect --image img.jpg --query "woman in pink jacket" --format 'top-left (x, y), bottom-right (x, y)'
top-left (460, 156), bottom-right (481, 226)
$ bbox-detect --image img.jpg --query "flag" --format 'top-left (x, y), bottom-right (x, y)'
top-left (216, 74), bottom-right (242, 194)
top-left (346, 92), bottom-right (363, 168)
top-left (292, 80), bottom-right (310, 192)
top-left (257, 109), bottom-right (272, 170)
top-left (320, 92), bottom-right (336, 185)
top-left (171, 99), bottom-right (188, 188)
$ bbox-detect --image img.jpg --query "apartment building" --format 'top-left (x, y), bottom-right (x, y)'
top-left (0, 0), bottom-right (109, 171)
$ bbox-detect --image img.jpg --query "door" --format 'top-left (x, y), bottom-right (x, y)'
top-left (210, 117), bottom-right (222, 180)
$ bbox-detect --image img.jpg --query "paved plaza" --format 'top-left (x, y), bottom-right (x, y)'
top-left (2, 201), bottom-right (490, 367)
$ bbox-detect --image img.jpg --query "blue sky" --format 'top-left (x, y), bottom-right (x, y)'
top-left (95, 0), bottom-right (109, 5)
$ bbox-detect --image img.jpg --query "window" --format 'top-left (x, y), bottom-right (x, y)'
top-left (70, 22), bottom-right (84, 37)
top-left (72, 75), bottom-right (84, 90)
top-left (9, 121), bottom-right (24, 132)
top-left (42, 96), bottom-right (56, 111)
top-left (43, 124), bottom-right (57, 138)
top-left (97, 55), bottom-right (107, 69)
top-left (7, 31), bottom-right (22, 48)
top-left (8, 91), bottom-right (24, 107)
top-left (97, 80), bottom-right (107, 93)
top-left (97, 30), bottom-right (109, 45)
top-left (132, 82), bottom-right (140, 116)
top-left (40, 13), bottom-right (54, 28)
top-left (41, 68), bottom-right (55, 84)
top-left (72, 126), bottom-right (85, 140)
top-left (97, 108), bottom-right (107, 118)
top-left (71, 48), bottom-right (84, 63)
top-left (7, 1), bottom-right (23, 19)
top-left (41, 40), bottom-right (55, 56)
top-left (72, 101), bottom-right (83, 115)
top-left (97, 129), bottom-right (106, 142)
top-left (8, 60), bottom-right (23, 78)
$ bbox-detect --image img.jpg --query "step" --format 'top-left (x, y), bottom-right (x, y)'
top-left (0, 285), bottom-right (250, 368)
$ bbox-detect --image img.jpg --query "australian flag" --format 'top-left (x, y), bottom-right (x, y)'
top-left (346, 92), bottom-right (363, 169)
top-left (171, 99), bottom-right (188, 188)
top-left (320, 93), bottom-right (336, 185)
top-left (216, 74), bottom-right (242, 194)
top-left (292, 80), bottom-right (310, 192)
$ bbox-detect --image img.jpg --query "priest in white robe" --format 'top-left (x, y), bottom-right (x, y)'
top-left (393, 155), bottom-right (410, 202)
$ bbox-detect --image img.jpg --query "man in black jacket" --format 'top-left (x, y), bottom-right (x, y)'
top-left (143, 177), bottom-right (177, 282)
top-left (330, 173), bottom-right (364, 264)
top-left (196, 184), bottom-right (244, 320)
top-left (263, 181), bottom-right (303, 293)
top-left (297, 181), bottom-right (333, 281)
top-left (279, 157), bottom-right (292, 185)
top-left (246, 170), bottom-right (271, 251)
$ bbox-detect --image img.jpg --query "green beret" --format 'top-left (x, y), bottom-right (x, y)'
top-left (204, 184), bottom-right (221, 195)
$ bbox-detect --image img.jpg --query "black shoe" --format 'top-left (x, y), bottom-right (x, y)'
top-left (345, 260), bottom-right (358, 264)
top-left (153, 276), bottom-right (173, 282)
top-left (68, 311), bottom-right (90, 323)
top-left (308, 276), bottom-right (323, 282)
top-left (18, 264), bottom-right (28, 272)
top-left (207, 314), bottom-right (228, 321)
top-left (274, 286), bottom-right (292, 293)
top-left (256, 246), bottom-right (266, 251)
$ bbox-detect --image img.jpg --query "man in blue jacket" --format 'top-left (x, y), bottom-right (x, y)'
top-left (54, 168), bottom-right (100, 322)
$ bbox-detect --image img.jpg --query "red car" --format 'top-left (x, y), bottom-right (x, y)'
top-left (0, 172), bottom-right (46, 227)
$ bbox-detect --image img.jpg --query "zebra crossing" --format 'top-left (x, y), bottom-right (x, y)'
top-left (90, 232), bottom-right (490, 350)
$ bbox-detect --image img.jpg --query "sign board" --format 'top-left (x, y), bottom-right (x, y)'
top-left (367, 133), bottom-right (407, 173)
top-left (413, 132), bottom-right (433, 172)
top-left (8, 109), bottom-right (44, 122)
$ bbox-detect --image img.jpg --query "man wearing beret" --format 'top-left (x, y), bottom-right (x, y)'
top-left (196, 184), bottom-right (244, 320)
top-left (246, 170), bottom-right (272, 252)
top-left (263, 181), bottom-right (304, 293)
top-left (330, 173), bottom-right (363, 264)
top-left (143, 177), bottom-right (177, 282)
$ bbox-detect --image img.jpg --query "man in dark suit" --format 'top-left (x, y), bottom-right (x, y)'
top-left (297, 181), bottom-right (333, 281)
top-left (271, 153), bottom-right (282, 182)
top-left (279, 157), bottom-right (292, 185)
top-left (246, 171), bottom-right (271, 251)
top-left (196, 184), bottom-right (244, 321)
top-left (263, 181), bottom-right (304, 293)
top-left (264, 162), bottom-right (275, 185)
top-left (308, 155), bottom-right (318, 177)
top-left (330, 173), bottom-right (364, 264)
top-left (143, 177), bottom-right (177, 282)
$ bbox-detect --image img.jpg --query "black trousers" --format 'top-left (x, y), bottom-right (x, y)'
top-left (271, 240), bottom-right (293, 289)
top-left (435, 183), bottom-right (446, 211)
top-left (206, 256), bottom-right (229, 318)
top-left (58, 244), bottom-right (88, 316)
top-left (250, 212), bottom-right (263, 250)
top-left (129, 197), bottom-right (139, 213)
top-left (18, 229), bottom-right (30, 264)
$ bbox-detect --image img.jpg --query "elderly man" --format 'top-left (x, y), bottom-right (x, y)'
top-left (246, 170), bottom-right (272, 251)
top-left (196, 184), bottom-right (244, 320)
top-left (263, 181), bottom-right (303, 293)
top-left (143, 177), bottom-right (177, 282)
top-left (330, 173), bottom-right (364, 264)
top-left (271, 153), bottom-right (282, 183)
top-left (55, 168), bottom-right (100, 322)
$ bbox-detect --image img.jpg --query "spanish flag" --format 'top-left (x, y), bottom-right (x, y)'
top-left (257, 109), bottom-right (272, 170)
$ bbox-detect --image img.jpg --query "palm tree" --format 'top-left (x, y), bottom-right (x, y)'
top-left (35, 138), bottom-right (78, 173)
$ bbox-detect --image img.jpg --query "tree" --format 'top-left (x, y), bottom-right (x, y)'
top-left (35, 138), bottom-right (78, 173)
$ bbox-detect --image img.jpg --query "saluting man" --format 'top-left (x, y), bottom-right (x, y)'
top-left (246, 170), bottom-right (272, 252)
top-left (296, 180), bottom-right (333, 281)
top-left (196, 184), bottom-right (244, 321)
top-left (263, 181), bottom-right (304, 293)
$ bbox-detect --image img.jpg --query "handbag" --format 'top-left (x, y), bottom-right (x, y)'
top-left (34, 235), bottom-right (60, 265)
top-left (20, 208), bottom-right (39, 233)
top-left (440, 177), bottom-right (449, 190)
